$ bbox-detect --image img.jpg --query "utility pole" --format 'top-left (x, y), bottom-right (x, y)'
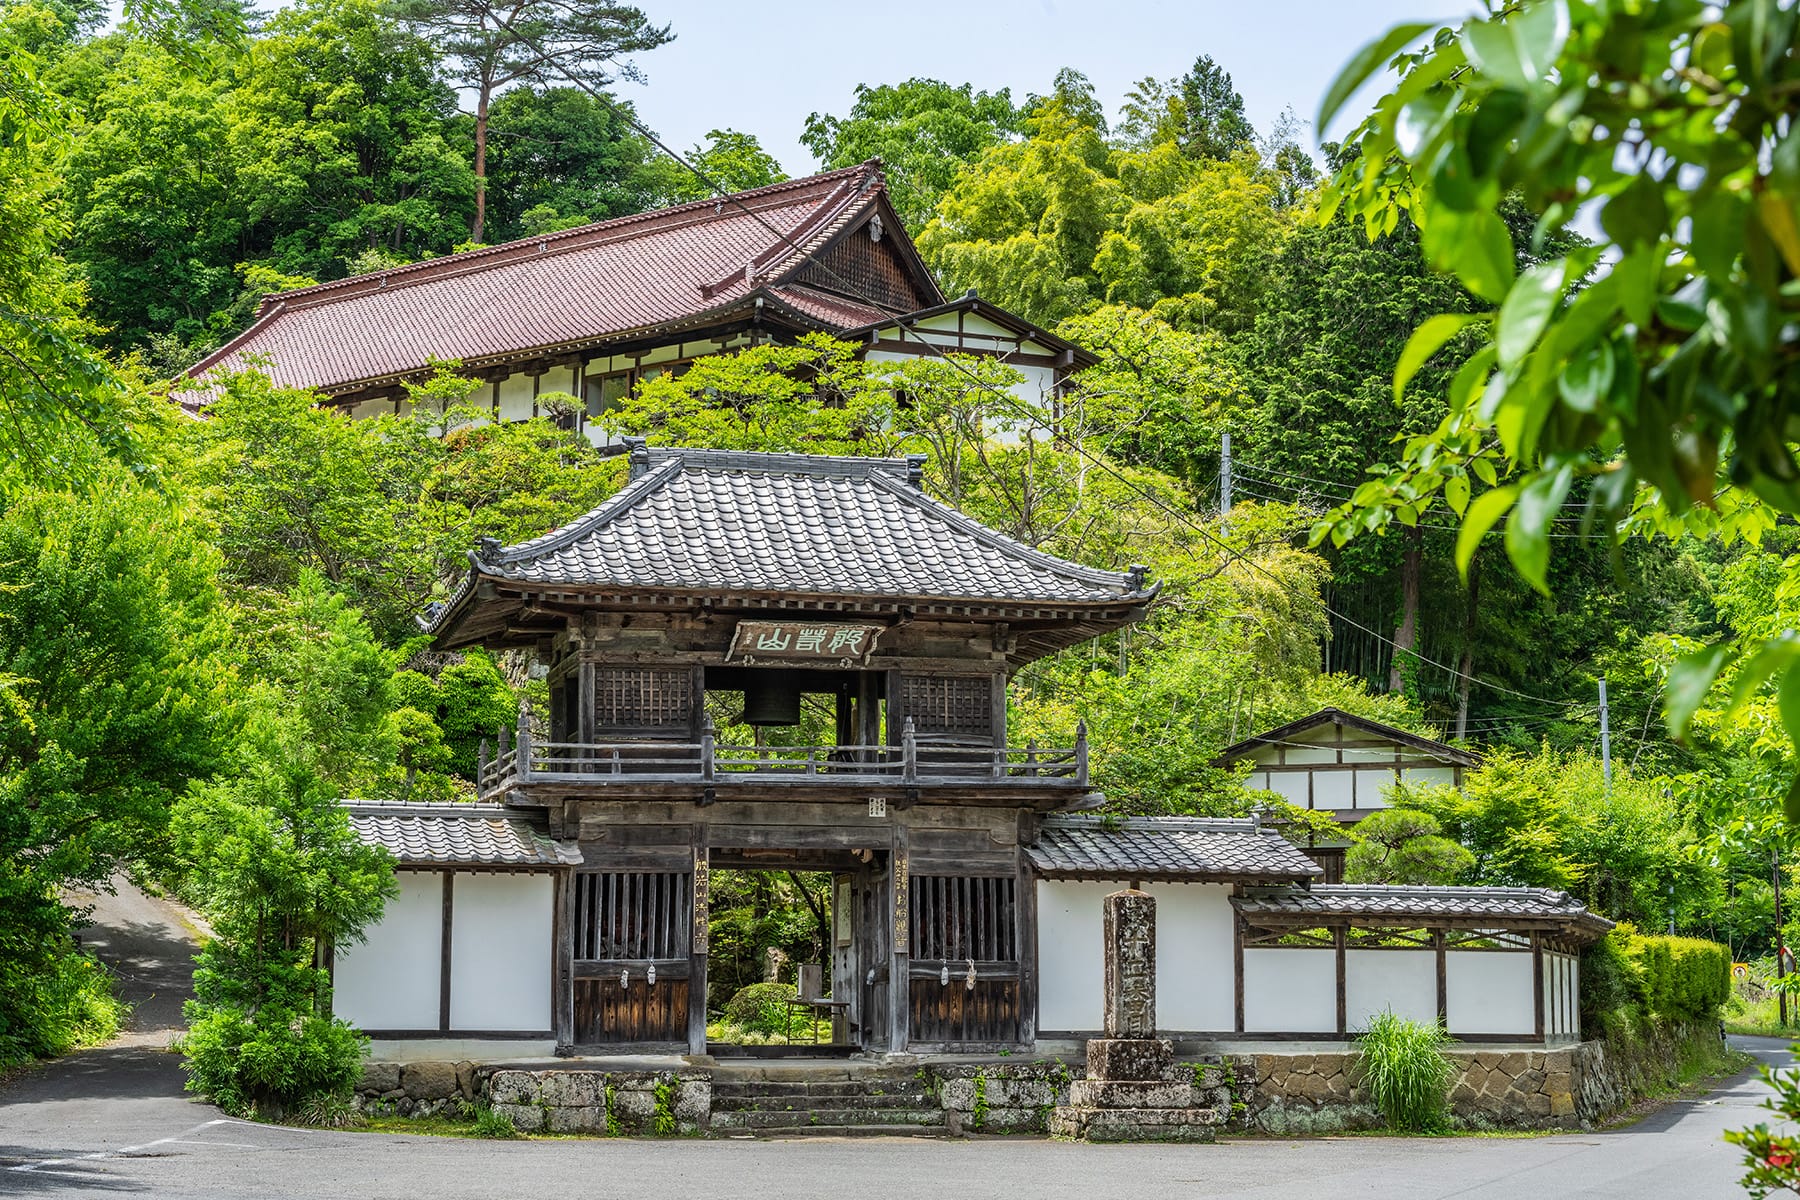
top-left (1220, 431), bottom-right (1233, 529)
top-left (1777, 847), bottom-right (1789, 1028)
top-left (1598, 675), bottom-right (1612, 795)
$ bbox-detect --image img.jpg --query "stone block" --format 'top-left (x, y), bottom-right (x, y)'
top-left (488, 1070), bottom-right (540, 1105)
top-left (493, 1103), bottom-right (544, 1132)
top-left (1498, 1052), bottom-right (1530, 1077)
top-left (455, 1061), bottom-right (476, 1102)
top-left (1543, 1072), bottom-right (1572, 1097)
top-left (1190, 1066), bottom-right (1225, 1090)
top-left (540, 1073), bottom-right (601, 1108)
top-left (1518, 1068), bottom-right (1546, 1092)
top-left (674, 1080), bottom-right (711, 1124)
top-left (1476, 1052), bottom-right (1503, 1070)
top-left (1544, 1049), bottom-right (1573, 1073)
top-left (401, 1062), bottom-right (458, 1101)
top-left (1068, 1080), bottom-right (1195, 1109)
top-left (1053, 1106), bottom-right (1220, 1143)
top-left (1103, 890), bottom-right (1157, 1038)
top-left (1550, 1092), bottom-right (1575, 1117)
top-left (611, 1088), bottom-right (657, 1119)
top-left (1525, 1092), bottom-right (1553, 1117)
top-left (359, 1062), bottom-right (400, 1094)
top-left (546, 1105), bottom-right (605, 1134)
top-left (939, 1079), bottom-right (976, 1110)
top-left (1086, 1038), bottom-right (1175, 1081)
top-left (1290, 1072), bottom-right (1330, 1103)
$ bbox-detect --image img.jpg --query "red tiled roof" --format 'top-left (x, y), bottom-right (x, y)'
top-left (186, 161), bottom-right (935, 397)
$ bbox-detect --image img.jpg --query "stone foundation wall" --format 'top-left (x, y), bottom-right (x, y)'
top-left (352, 1063), bottom-right (711, 1134)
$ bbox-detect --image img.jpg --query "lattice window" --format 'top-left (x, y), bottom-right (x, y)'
top-left (910, 876), bottom-right (1017, 961)
top-left (593, 667), bottom-right (692, 730)
top-left (573, 871), bottom-right (690, 960)
top-left (901, 675), bottom-right (993, 738)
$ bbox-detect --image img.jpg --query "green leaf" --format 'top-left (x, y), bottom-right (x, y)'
top-left (1600, 174), bottom-right (1671, 250)
top-left (1665, 643), bottom-right (1732, 741)
top-left (1444, 472), bottom-right (1471, 516)
top-left (1725, 633), bottom-right (1800, 718)
top-left (1394, 312), bottom-right (1490, 403)
top-left (1496, 260), bottom-right (1567, 368)
top-left (1318, 21), bottom-right (1438, 132)
top-left (1448, 344), bottom-right (1498, 413)
top-left (1783, 773), bottom-right (1800, 825)
top-left (1691, 190), bottom-right (1747, 279)
top-left (1421, 207), bottom-right (1517, 303)
top-left (1780, 662), bottom-right (1800, 749)
top-left (1612, 248), bottom-right (1661, 328)
top-left (1461, 0), bottom-right (1570, 91)
top-left (1454, 483), bottom-right (1518, 580)
top-left (1471, 455), bottom-right (1498, 486)
top-left (1503, 463), bottom-right (1575, 593)
top-left (1557, 342), bottom-right (1615, 413)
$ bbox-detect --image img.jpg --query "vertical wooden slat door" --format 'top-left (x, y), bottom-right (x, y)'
top-left (571, 870), bottom-right (691, 1044)
top-left (907, 874), bottom-right (1021, 1045)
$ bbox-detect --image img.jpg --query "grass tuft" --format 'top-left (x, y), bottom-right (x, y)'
top-left (1355, 1010), bottom-right (1456, 1133)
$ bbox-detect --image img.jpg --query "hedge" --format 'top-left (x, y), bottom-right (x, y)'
top-left (1581, 923), bottom-right (1730, 1032)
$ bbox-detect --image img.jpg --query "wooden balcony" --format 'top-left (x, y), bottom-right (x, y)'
top-left (477, 717), bottom-right (1089, 803)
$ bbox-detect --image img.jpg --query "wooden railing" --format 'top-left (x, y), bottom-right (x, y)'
top-left (476, 716), bottom-right (1087, 797)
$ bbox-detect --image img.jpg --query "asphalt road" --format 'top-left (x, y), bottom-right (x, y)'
top-left (0, 882), bottom-right (1789, 1200)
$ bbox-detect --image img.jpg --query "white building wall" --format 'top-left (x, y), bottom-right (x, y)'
top-left (1446, 950), bottom-right (1536, 1036)
top-left (1345, 950), bottom-right (1438, 1031)
top-left (333, 871), bottom-right (443, 1031)
top-left (495, 372), bottom-right (536, 423)
top-left (1035, 880), bottom-right (1234, 1032)
top-left (1242, 949), bottom-right (1337, 1032)
top-left (449, 873), bottom-right (554, 1031)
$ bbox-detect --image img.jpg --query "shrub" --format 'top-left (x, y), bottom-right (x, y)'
top-left (0, 940), bottom-right (125, 1069)
top-left (1354, 1011), bottom-right (1456, 1132)
top-left (723, 982), bottom-right (796, 1035)
top-left (176, 1001), bottom-right (366, 1119)
top-left (1580, 924), bottom-right (1730, 1034)
top-left (474, 1104), bottom-right (520, 1139)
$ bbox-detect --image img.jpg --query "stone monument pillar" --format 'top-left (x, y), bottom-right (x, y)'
top-left (1049, 888), bottom-right (1222, 1142)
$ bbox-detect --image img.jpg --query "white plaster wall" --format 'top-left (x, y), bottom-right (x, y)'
top-left (495, 372), bottom-right (536, 423)
top-left (1262, 772), bottom-right (1311, 806)
top-left (1345, 949), bottom-right (1438, 1030)
top-left (1146, 883), bottom-right (1234, 1031)
top-left (449, 873), bottom-right (554, 1032)
top-left (1242, 949), bottom-right (1337, 1033)
top-left (348, 397), bottom-right (392, 420)
top-left (1353, 768), bottom-right (1398, 808)
top-left (1037, 880), bottom-right (1105, 1031)
top-left (1400, 765), bottom-right (1458, 789)
top-left (1312, 771), bottom-right (1355, 809)
top-left (1445, 951), bottom-right (1535, 1035)
top-left (334, 871), bottom-right (442, 1030)
top-left (1283, 746), bottom-right (1337, 766)
top-left (1035, 880), bottom-right (1233, 1032)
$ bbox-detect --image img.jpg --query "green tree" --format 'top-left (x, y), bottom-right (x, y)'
top-left (390, 0), bottom-right (670, 243)
top-left (0, 479), bottom-right (235, 1062)
top-left (1176, 53), bottom-right (1254, 161)
top-left (800, 78), bottom-right (1024, 230)
top-left (1343, 807), bottom-right (1473, 884)
top-left (483, 84), bottom-right (660, 240)
top-left (644, 127), bottom-right (785, 204)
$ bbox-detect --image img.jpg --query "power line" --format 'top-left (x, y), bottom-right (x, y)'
top-left (510, 42), bottom-right (1579, 716)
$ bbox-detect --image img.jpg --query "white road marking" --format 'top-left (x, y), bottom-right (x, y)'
top-left (6, 1117), bottom-right (237, 1172)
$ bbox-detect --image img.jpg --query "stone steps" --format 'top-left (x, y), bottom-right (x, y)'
top-left (711, 1107), bottom-right (944, 1131)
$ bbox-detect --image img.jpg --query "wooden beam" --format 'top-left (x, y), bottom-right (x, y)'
top-left (1532, 932), bottom-right (1546, 1043)
top-left (1335, 926), bottom-right (1348, 1037)
top-left (1015, 846), bottom-right (1037, 1049)
top-left (1434, 930), bottom-right (1448, 1027)
top-left (1234, 909), bottom-right (1246, 1033)
top-left (889, 816), bottom-right (911, 1052)
top-left (440, 871), bottom-right (455, 1032)
top-left (688, 823), bottom-right (709, 1055)
top-left (554, 869), bottom-right (574, 1053)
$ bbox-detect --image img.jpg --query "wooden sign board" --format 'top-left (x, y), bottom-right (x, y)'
top-left (727, 620), bottom-right (884, 667)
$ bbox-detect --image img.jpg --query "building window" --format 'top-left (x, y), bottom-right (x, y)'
top-left (585, 370), bottom-right (632, 420)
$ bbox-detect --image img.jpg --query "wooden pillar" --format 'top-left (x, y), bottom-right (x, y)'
top-left (554, 868), bottom-right (575, 1053)
top-left (578, 660), bottom-right (596, 745)
top-left (1433, 930), bottom-right (1448, 1028)
top-left (1334, 926), bottom-right (1348, 1036)
top-left (889, 817), bottom-right (911, 1052)
top-left (1531, 932), bottom-right (1546, 1043)
top-left (1015, 848), bottom-right (1038, 1048)
top-left (440, 871), bottom-right (455, 1032)
top-left (1233, 908), bottom-right (1246, 1033)
top-left (688, 824), bottom-right (709, 1055)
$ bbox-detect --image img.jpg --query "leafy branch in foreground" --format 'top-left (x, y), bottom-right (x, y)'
top-left (1313, 0), bottom-right (1800, 803)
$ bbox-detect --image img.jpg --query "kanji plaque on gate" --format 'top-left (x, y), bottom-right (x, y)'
top-left (727, 620), bottom-right (885, 667)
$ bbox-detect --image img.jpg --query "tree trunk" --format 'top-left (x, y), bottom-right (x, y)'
top-left (1388, 524), bottom-right (1422, 694)
top-left (472, 83), bottom-right (492, 244)
top-left (1455, 557), bottom-right (1479, 740)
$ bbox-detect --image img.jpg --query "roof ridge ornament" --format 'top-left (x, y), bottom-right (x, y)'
top-left (624, 436), bottom-right (650, 480)
top-left (474, 536), bottom-right (503, 564)
top-left (906, 453), bottom-right (927, 489)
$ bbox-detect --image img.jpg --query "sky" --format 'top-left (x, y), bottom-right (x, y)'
top-left (621, 0), bottom-right (1484, 176)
